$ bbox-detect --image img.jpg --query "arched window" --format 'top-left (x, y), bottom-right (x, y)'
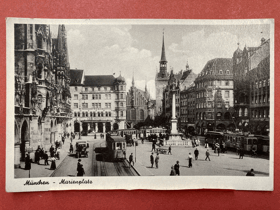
top-left (82, 112), bottom-right (85, 117)
top-left (244, 108), bottom-right (248, 117)
top-left (78, 112), bottom-right (80, 117)
top-left (219, 70), bottom-right (223, 74)
top-left (226, 70), bottom-right (230, 75)
top-left (101, 112), bottom-right (103, 117)
top-left (239, 108), bottom-right (242, 117)
top-left (93, 112), bottom-right (96, 117)
top-left (140, 109), bottom-right (144, 120)
top-left (85, 112), bottom-right (88, 117)
top-left (74, 112), bottom-right (77, 117)
top-left (109, 112), bottom-right (111, 117)
top-left (98, 112), bottom-right (100, 117)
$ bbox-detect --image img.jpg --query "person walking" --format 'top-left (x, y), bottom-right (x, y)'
top-left (205, 138), bottom-right (208, 148)
top-left (123, 150), bottom-right (126, 159)
top-left (24, 154), bottom-right (31, 170)
top-left (69, 143), bottom-right (74, 153)
top-left (188, 153), bottom-right (193, 168)
top-left (77, 164), bottom-right (85, 176)
top-left (77, 159), bottom-right (82, 172)
top-left (239, 148), bottom-right (244, 159)
top-left (56, 147), bottom-right (61, 160)
top-left (205, 149), bottom-right (211, 161)
top-left (43, 151), bottom-right (49, 165)
top-left (49, 145), bottom-right (55, 157)
top-left (194, 148), bottom-right (199, 160)
top-left (170, 166), bottom-right (176, 176)
top-left (152, 142), bottom-right (156, 152)
top-left (155, 154), bottom-right (159, 168)
top-left (35, 149), bottom-right (40, 164)
top-left (174, 161), bottom-right (180, 176)
top-left (246, 169), bottom-right (255, 176)
top-left (50, 157), bottom-right (56, 170)
top-left (62, 136), bottom-right (65, 145)
top-left (129, 153), bottom-right (134, 167)
top-left (217, 147), bottom-right (220, 156)
top-left (168, 145), bottom-right (172, 155)
top-left (150, 153), bottom-right (154, 168)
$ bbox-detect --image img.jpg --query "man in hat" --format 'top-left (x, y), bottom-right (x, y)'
top-left (77, 159), bottom-right (82, 172)
top-left (150, 153), bottom-right (154, 168)
top-left (129, 153), bottom-right (134, 167)
top-left (174, 161), bottom-right (180, 176)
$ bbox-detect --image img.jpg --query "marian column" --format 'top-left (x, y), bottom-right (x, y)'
top-left (171, 90), bottom-right (178, 134)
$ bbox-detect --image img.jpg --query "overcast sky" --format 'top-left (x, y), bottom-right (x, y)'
top-left (50, 23), bottom-right (270, 99)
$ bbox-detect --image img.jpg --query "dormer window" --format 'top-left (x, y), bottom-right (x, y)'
top-left (226, 70), bottom-right (230, 75)
top-left (219, 70), bottom-right (223, 75)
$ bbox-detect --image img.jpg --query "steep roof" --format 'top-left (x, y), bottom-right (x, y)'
top-left (84, 75), bottom-right (116, 86)
top-left (70, 69), bottom-right (84, 86)
top-left (202, 58), bottom-right (233, 73)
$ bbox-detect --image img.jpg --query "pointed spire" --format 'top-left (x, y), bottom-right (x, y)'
top-left (160, 30), bottom-right (167, 62)
top-left (132, 71), bottom-right (135, 87)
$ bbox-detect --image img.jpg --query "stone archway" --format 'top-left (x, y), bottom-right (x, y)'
top-left (20, 120), bottom-right (28, 160)
top-left (74, 122), bottom-right (80, 133)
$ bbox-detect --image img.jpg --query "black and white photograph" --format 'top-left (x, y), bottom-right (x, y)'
top-left (6, 18), bottom-right (274, 192)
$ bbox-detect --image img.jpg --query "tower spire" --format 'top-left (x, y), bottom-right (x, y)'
top-left (132, 71), bottom-right (135, 87)
top-left (160, 30), bottom-right (167, 62)
top-left (145, 77), bottom-right (147, 92)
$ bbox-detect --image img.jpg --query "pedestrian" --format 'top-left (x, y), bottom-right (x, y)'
top-left (70, 136), bottom-right (73, 143)
top-left (35, 150), bottom-right (40, 164)
top-left (217, 147), bottom-right (220, 156)
top-left (50, 145), bottom-right (55, 157)
top-left (168, 145), bottom-right (172, 155)
top-left (155, 154), bottom-right (159, 168)
top-left (129, 153), bottom-right (134, 167)
top-left (194, 148), bottom-right (199, 160)
top-left (152, 142), bottom-right (156, 152)
top-left (170, 166), bottom-right (176, 176)
top-left (141, 138), bottom-right (144, 144)
top-left (50, 157), bottom-right (56, 170)
top-left (24, 154), bottom-right (31, 170)
top-left (77, 164), bottom-right (85, 176)
top-left (56, 147), bottom-right (60, 160)
top-left (239, 148), bottom-right (244, 159)
top-left (246, 169), bottom-right (255, 176)
top-left (77, 159), bottom-right (82, 172)
top-left (43, 151), bottom-right (49, 165)
top-left (174, 161), bottom-right (180, 176)
top-left (150, 153), bottom-right (154, 168)
top-left (205, 149), bottom-right (211, 161)
top-left (62, 136), bottom-right (65, 145)
top-left (188, 153), bottom-right (193, 168)
top-left (205, 138), bottom-right (208, 148)
top-left (69, 143), bottom-right (73, 153)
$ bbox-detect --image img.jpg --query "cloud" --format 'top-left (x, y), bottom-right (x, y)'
top-left (167, 29), bottom-right (262, 74)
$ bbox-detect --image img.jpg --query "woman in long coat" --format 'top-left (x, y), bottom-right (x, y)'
top-left (50, 157), bottom-right (56, 170)
top-left (155, 154), bottom-right (159, 168)
top-left (77, 164), bottom-right (85, 176)
top-left (188, 153), bottom-right (193, 168)
top-left (24, 154), bottom-right (31, 170)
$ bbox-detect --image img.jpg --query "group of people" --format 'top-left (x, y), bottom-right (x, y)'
top-left (170, 161), bottom-right (180, 176)
top-left (150, 153), bottom-right (160, 168)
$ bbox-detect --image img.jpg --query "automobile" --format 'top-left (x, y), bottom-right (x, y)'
top-left (75, 140), bottom-right (89, 158)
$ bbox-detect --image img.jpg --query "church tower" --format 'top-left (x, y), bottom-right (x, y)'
top-left (155, 31), bottom-right (170, 116)
top-left (159, 32), bottom-right (168, 78)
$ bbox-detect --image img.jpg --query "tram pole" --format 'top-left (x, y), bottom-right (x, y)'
top-left (135, 141), bottom-right (136, 163)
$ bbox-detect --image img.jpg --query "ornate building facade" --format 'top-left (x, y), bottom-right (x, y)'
top-left (14, 24), bottom-right (72, 168)
top-left (194, 58), bottom-right (234, 135)
top-left (126, 76), bottom-right (155, 128)
top-left (70, 71), bottom-right (126, 135)
top-left (233, 38), bottom-right (270, 135)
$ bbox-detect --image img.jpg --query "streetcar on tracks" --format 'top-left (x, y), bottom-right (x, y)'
top-left (105, 133), bottom-right (126, 161)
top-left (205, 131), bottom-right (224, 146)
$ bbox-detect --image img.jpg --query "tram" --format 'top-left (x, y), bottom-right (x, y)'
top-left (105, 133), bottom-right (126, 161)
top-left (223, 133), bottom-right (258, 152)
top-left (254, 135), bottom-right (270, 154)
top-left (205, 131), bottom-right (224, 146)
top-left (117, 128), bottom-right (139, 139)
top-left (140, 127), bottom-right (167, 138)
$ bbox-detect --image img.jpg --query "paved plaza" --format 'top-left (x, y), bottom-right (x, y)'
top-left (126, 140), bottom-right (269, 176)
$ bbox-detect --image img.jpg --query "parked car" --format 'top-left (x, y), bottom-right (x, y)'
top-left (75, 140), bottom-right (89, 158)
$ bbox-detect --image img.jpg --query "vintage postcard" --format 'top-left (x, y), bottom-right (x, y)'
top-left (6, 18), bottom-right (274, 192)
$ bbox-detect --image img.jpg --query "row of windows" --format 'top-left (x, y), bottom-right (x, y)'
top-left (251, 109), bottom-right (270, 118)
top-left (252, 79), bottom-right (270, 89)
top-left (74, 111), bottom-right (112, 117)
top-left (196, 112), bottom-right (231, 120)
top-left (74, 111), bottom-right (125, 118)
top-left (181, 100), bottom-right (195, 106)
top-left (74, 93), bottom-right (123, 100)
top-left (196, 90), bottom-right (230, 99)
top-left (198, 69), bottom-right (231, 77)
top-left (196, 101), bottom-right (230, 109)
top-left (74, 103), bottom-right (112, 109)
top-left (196, 80), bottom-right (231, 89)
top-left (74, 86), bottom-right (126, 92)
top-left (251, 94), bottom-right (270, 104)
